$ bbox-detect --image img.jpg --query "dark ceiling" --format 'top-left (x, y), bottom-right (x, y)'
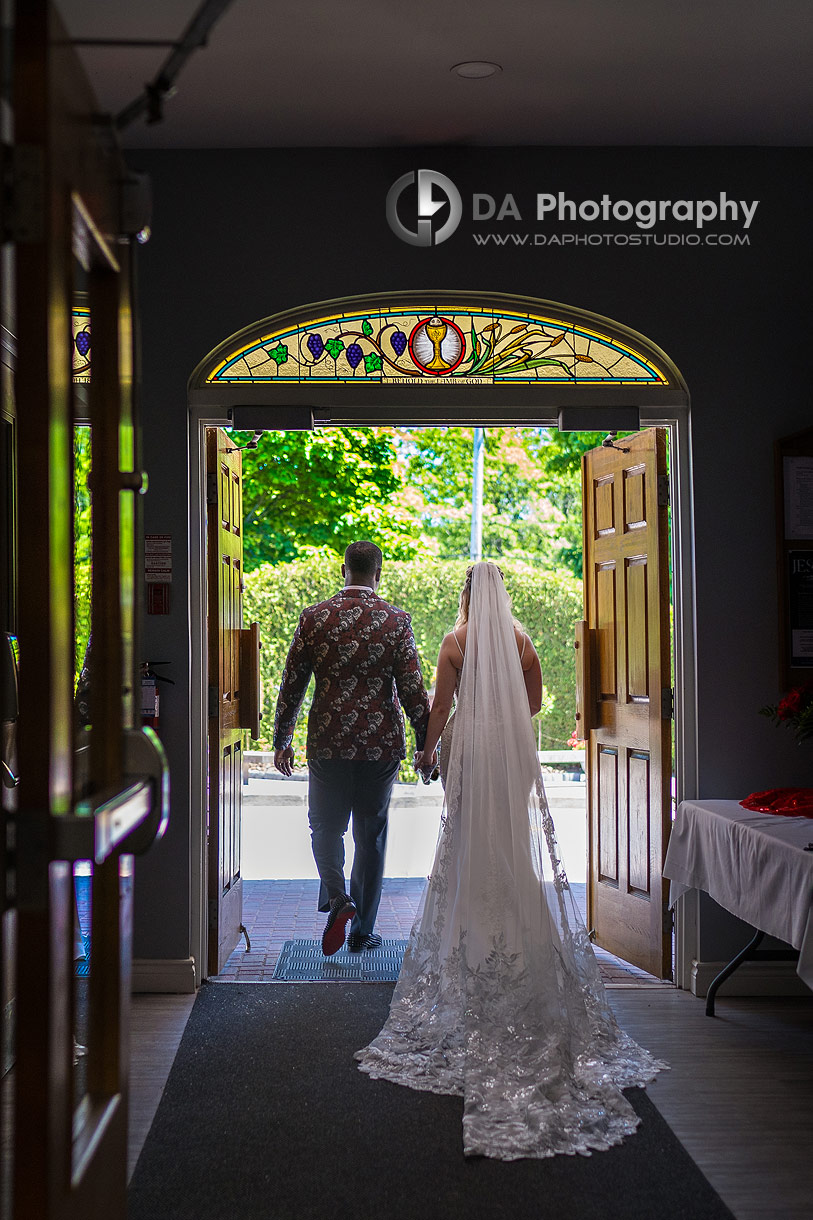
top-left (54, 0), bottom-right (813, 148)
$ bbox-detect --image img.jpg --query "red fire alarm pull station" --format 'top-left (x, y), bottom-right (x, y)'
top-left (145, 533), bottom-right (172, 614)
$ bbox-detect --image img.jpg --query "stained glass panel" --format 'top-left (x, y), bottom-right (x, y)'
top-left (72, 306), bottom-right (91, 382)
top-left (206, 305), bottom-right (669, 387)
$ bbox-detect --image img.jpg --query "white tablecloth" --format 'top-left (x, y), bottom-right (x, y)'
top-left (664, 798), bottom-right (813, 989)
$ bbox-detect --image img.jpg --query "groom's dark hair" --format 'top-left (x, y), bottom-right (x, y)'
top-left (344, 540), bottom-right (382, 577)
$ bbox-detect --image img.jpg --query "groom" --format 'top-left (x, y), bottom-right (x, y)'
top-left (272, 541), bottom-right (430, 955)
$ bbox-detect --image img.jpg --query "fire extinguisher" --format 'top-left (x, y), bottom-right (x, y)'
top-left (140, 661), bottom-right (174, 731)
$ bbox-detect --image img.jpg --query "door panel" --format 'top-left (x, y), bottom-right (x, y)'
top-left (623, 464), bottom-right (646, 529)
top-left (625, 558), bottom-right (649, 697)
top-left (207, 428), bottom-right (246, 975)
top-left (594, 476), bottom-right (615, 535)
top-left (627, 752), bottom-right (651, 894)
top-left (580, 428), bottom-right (672, 979)
top-left (596, 564), bottom-right (617, 696)
top-left (598, 747), bottom-right (619, 883)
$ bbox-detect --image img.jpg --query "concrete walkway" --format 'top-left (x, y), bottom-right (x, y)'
top-left (241, 773), bottom-right (588, 882)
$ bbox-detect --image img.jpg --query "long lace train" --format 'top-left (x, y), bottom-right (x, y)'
top-left (355, 563), bottom-right (666, 1160)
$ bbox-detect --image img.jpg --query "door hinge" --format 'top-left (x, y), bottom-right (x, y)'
top-left (2, 144), bottom-right (45, 244)
top-left (208, 684), bottom-right (219, 718)
top-left (206, 473), bottom-right (217, 506)
top-left (208, 898), bottom-right (218, 930)
top-left (657, 473), bottom-right (670, 508)
top-left (661, 687), bottom-right (674, 720)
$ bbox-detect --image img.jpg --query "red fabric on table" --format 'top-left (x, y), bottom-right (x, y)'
top-left (740, 788), bottom-right (813, 818)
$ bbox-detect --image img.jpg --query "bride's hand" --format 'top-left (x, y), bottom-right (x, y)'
top-left (414, 748), bottom-right (438, 772)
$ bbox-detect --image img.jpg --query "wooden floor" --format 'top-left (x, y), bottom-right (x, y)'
top-left (612, 989), bottom-right (813, 1220)
top-left (130, 987), bottom-right (813, 1219)
top-left (129, 994), bottom-right (196, 1179)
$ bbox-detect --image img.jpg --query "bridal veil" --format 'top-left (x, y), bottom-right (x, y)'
top-left (356, 561), bottom-right (664, 1159)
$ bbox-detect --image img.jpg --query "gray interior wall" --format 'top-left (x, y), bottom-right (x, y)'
top-left (130, 146), bottom-right (813, 965)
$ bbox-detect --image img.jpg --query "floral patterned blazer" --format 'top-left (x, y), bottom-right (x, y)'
top-left (272, 588), bottom-right (430, 761)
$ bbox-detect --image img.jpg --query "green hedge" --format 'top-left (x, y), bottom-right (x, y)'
top-left (243, 557), bottom-right (583, 773)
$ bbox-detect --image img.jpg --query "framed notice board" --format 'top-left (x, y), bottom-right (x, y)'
top-left (776, 428), bottom-right (813, 687)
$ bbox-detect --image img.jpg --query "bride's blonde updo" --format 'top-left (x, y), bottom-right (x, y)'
top-left (455, 561), bottom-right (523, 630)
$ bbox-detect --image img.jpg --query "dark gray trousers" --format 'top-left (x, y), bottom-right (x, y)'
top-left (307, 757), bottom-right (400, 937)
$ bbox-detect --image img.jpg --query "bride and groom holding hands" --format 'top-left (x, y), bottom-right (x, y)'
top-left (272, 540), bottom-right (664, 1160)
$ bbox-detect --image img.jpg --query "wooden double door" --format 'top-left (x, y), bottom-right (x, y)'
top-left (202, 416), bottom-right (673, 981)
top-left (206, 429), bottom-right (261, 975)
top-left (579, 427), bottom-right (673, 979)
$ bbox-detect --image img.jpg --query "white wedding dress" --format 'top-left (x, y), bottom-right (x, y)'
top-left (356, 562), bottom-right (665, 1160)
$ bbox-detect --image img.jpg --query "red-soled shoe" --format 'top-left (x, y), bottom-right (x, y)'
top-left (321, 894), bottom-right (356, 956)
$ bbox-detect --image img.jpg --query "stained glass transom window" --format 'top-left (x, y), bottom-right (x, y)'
top-left (72, 306), bottom-right (91, 382)
top-left (206, 304), bottom-right (669, 387)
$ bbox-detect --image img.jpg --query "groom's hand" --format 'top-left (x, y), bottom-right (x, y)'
top-left (274, 747), bottom-right (294, 777)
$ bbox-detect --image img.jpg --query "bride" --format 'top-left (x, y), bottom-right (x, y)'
top-left (356, 561), bottom-right (665, 1160)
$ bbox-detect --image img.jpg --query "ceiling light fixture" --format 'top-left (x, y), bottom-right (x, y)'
top-left (451, 61), bottom-right (502, 79)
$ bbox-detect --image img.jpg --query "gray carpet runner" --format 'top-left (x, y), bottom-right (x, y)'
top-left (128, 983), bottom-right (735, 1220)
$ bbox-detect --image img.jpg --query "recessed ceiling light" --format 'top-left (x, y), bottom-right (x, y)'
top-left (452, 61), bottom-right (502, 79)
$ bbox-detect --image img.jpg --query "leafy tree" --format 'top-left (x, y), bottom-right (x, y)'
top-left (232, 428), bottom-right (422, 570)
top-left (232, 424), bottom-right (611, 576)
top-left (533, 430), bottom-right (634, 579)
top-left (393, 427), bottom-right (564, 564)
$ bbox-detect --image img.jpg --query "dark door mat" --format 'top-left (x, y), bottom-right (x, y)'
top-left (128, 983), bottom-right (736, 1220)
top-left (272, 937), bottom-right (406, 981)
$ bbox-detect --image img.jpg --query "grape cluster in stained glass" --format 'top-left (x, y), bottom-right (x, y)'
top-left (72, 309), bottom-right (91, 382)
top-left (306, 333), bottom-right (324, 360)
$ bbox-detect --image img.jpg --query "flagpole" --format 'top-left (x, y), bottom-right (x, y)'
top-left (470, 427), bottom-right (484, 560)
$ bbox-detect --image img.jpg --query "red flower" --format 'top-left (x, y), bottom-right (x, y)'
top-left (777, 688), bottom-right (804, 720)
top-left (761, 684), bottom-right (813, 745)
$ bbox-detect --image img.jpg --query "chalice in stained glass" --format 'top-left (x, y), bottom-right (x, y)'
top-left (424, 316), bottom-right (451, 371)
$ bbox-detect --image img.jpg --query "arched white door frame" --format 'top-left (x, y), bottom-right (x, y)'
top-left (186, 292), bottom-right (698, 988)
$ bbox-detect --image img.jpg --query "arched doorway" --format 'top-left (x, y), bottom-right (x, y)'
top-left (186, 290), bottom-right (695, 985)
